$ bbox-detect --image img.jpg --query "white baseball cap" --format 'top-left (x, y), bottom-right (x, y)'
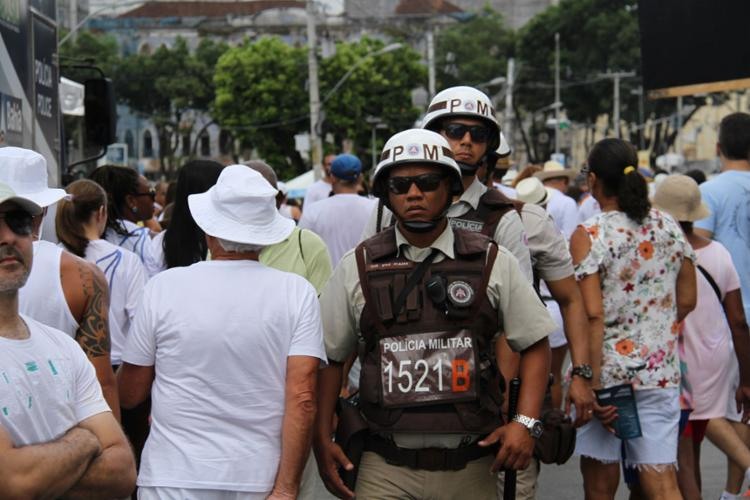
top-left (0, 147), bottom-right (66, 207)
top-left (188, 165), bottom-right (295, 246)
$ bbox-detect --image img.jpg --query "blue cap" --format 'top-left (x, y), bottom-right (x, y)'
top-left (330, 154), bottom-right (362, 182)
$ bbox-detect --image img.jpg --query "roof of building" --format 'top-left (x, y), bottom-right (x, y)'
top-left (394, 0), bottom-right (462, 15)
top-left (119, 1), bottom-right (305, 19)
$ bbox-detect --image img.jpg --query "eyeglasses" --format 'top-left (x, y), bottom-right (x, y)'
top-left (0, 210), bottom-right (34, 236)
top-left (133, 188), bottom-right (156, 200)
top-left (442, 122), bottom-right (491, 143)
top-left (387, 173), bottom-right (447, 195)
top-left (581, 166), bottom-right (591, 175)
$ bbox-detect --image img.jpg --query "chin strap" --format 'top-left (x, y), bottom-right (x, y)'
top-left (457, 161), bottom-right (480, 176)
top-left (401, 220), bottom-right (440, 233)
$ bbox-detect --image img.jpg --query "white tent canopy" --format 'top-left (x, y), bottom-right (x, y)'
top-left (283, 169), bottom-right (315, 199)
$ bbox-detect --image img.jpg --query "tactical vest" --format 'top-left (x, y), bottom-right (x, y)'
top-left (448, 188), bottom-right (523, 237)
top-left (354, 227), bottom-right (503, 435)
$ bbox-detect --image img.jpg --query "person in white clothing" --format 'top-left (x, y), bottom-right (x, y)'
top-left (299, 154), bottom-right (376, 267)
top-left (304, 153), bottom-right (337, 207)
top-left (577, 193), bottom-right (601, 225)
top-left (534, 161), bottom-right (579, 239)
top-left (55, 179), bottom-right (147, 368)
top-left (0, 180), bottom-right (136, 499)
top-left (89, 165), bottom-right (161, 276)
top-left (0, 147), bottom-right (119, 419)
top-left (118, 165), bottom-right (327, 500)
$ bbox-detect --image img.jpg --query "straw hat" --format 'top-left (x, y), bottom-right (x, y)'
top-left (188, 165), bottom-right (295, 246)
top-left (652, 174), bottom-right (710, 222)
top-left (0, 147), bottom-right (66, 207)
top-left (534, 160), bottom-right (578, 182)
top-left (515, 177), bottom-right (551, 207)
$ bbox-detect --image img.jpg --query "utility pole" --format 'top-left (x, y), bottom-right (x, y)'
top-left (306, 0), bottom-right (323, 180)
top-left (598, 70), bottom-right (636, 138)
top-left (505, 57), bottom-right (515, 150)
top-left (69, 0), bottom-right (78, 41)
top-left (426, 26), bottom-right (436, 98)
top-left (676, 96), bottom-right (683, 155)
top-left (554, 33), bottom-right (560, 155)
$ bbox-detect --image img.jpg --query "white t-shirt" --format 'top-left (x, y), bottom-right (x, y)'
top-left (545, 188), bottom-right (578, 240)
top-left (84, 239), bottom-right (147, 365)
top-left (0, 315), bottom-right (110, 446)
top-left (299, 193), bottom-right (376, 267)
top-left (304, 179), bottom-right (332, 207)
top-left (104, 220), bottom-right (161, 277)
top-left (123, 260), bottom-right (327, 493)
top-left (149, 231), bottom-right (167, 273)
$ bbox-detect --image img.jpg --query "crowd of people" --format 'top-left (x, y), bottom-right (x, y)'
top-left (0, 86), bottom-right (749, 500)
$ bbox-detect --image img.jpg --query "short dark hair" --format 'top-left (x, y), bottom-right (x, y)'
top-left (718, 112), bottom-right (750, 160)
top-left (88, 165), bottom-right (140, 236)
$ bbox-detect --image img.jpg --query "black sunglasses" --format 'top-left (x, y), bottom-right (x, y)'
top-left (0, 210), bottom-right (34, 236)
top-left (442, 122), bottom-right (491, 143)
top-left (387, 173), bottom-right (447, 195)
top-left (133, 188), bottom-right (156, 200)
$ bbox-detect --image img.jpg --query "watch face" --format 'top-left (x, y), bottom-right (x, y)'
top-left (531, 421), bottom-right (544, 438)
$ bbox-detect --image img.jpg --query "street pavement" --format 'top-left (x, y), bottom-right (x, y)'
top-left (311, 440), bottom-right (731, 499)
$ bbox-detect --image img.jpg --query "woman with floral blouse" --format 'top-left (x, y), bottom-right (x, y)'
top-left (570, 138), bottom-right (697, 500)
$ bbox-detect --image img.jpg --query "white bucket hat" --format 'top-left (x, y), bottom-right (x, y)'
top-left (534, 160), bottom-right (578, 182)
top-left (515, 177), bottom-right (551, 207)
top-left (188, 165), bottom-right (295, 246)
top-left (0, 147), bottom-right (66, 207)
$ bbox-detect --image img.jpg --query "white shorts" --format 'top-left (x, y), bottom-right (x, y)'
top-left (544, 298), bottom-right (567, 349)
top-left (574, 388), bottom-right (679, 466)
top-left (138, 487), bottom-right (269, 500)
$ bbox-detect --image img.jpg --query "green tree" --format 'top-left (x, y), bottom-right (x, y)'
top-left (319, 38), bottom-right (426, 167)
top-left (116, 37), bottom-right (227, 173)
top-left (59, 30), bottom-right (120, 81)
top-left (213, 37), bottom-right (309, 178)
top-left (435, 7), bottom-right (515, 89)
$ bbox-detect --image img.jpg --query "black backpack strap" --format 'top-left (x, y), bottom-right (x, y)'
top-left (298, 228), bottom-right (306, 265)
top-left (697, 264), bottom-right (722, 303)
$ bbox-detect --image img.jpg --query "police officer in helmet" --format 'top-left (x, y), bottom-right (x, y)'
top-left (314, 129), bottom-right (554, 499)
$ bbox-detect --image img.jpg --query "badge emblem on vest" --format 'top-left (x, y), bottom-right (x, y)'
top-left (447, 280), bottom-right (474, 307)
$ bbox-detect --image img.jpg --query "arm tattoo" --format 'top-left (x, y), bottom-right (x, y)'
top-left (76, 262), bottom-right (111, 358)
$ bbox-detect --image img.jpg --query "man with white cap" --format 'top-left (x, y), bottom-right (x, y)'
top-left (0, 147), bottom-right (118, 418)
top-left (118, 165), bottom-right (327, 499)
top-left (314, 129), bottom-right (553, 499)
top-left (534, 161), bottom-right (579, 240)
top-left (299, 153), bottom-right (376, 267)
top-left (0, 180), bottom-right (136, 499)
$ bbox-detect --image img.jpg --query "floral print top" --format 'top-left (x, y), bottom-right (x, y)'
top-left (575, 209), bottom-right (695, 390)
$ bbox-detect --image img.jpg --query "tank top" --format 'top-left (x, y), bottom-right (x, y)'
top-left (19, 241), bottom-right (79, 338)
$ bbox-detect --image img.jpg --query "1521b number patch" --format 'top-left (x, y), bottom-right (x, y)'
top-left (379, 329), bottom-right (477, 407)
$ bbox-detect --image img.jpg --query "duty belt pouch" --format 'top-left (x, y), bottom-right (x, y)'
top-left (335, 394), bottom-right (369, 490)
top-left (533, 407), bottom-right (576, 465)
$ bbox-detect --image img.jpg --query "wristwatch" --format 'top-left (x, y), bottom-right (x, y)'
top-left (512, 414), bottom-right (544, 438)
top-left (571, 364), bottom-right (593, 380)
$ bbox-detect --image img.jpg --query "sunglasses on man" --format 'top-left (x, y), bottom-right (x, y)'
top-left (387, 173), bottom-right (447, 195)
top-left (442, 122), bottom-right (491, 143)
top-left (0, 209), bottom-right (34, 236)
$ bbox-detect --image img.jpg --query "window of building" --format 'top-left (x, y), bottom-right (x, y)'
top-left (143, 130), bottom-right (154, 158)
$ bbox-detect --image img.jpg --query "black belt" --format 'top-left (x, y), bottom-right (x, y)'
top-left (364, 434), bottom-right (494, 471)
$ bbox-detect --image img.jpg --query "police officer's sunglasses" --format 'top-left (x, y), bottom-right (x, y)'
top-left (0, 210), bottom-right (34, 236)
top-left (387, 173), bottom-right (447, 195)
top-left (442, 122), bottom-right (491, 143)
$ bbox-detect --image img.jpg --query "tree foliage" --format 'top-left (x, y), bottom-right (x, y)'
top-left (319, 38), bottom-right (426, 165)
top-left (116, 37), bottom-right (227, 173)
top-left (435, 7), bottom-right (515, 89)
top-left (59, 30), bottom-right (120, 81)
top-left (213, 36), bottom-right (309, 177)
top-left (213, 36), bottom-right (426, 178)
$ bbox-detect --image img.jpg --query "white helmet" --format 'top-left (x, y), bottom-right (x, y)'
top-left (421, 86), bottom-right (501, 151)
top-left (372, 129), bottom-right (463, 200)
